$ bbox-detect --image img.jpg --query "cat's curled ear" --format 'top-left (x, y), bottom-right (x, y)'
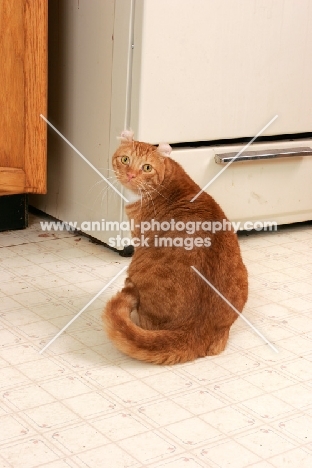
top-left (157, 143), bottom-right (172, 157)
top-left (119, 129), bottom-right (134, 144)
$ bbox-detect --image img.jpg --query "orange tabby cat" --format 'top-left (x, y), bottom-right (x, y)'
top-left (103, 131), bottom-right (248, 364)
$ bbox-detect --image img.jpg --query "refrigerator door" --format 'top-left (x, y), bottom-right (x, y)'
top-left (131, 0), bottom-right (312, 144)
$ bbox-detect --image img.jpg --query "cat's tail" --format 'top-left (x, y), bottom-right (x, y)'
top-left (102, 280), bottom-right (198, 365)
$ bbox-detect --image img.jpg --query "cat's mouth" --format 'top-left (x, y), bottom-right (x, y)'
top-left (121, 178), bottom-right (140, 192)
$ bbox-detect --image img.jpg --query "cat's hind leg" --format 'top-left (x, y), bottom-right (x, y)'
top-left (130, 306), bottom-right (155, 330)
top-left (122, 277), bottom-right (140, 309)
top-left (123, 279), bottom-right (147, 328)
top-left (130, 309), bottom-right (140, 326)
top-left (207, 327), bottom-right (230, 356)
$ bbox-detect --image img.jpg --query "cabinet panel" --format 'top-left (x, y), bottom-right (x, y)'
top-left (0, 0), bottom-right (25, 169)
top-left (0, 0), bottom-right (47, 195)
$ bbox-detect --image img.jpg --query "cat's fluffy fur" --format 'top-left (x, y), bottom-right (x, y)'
top-left (103, 132), bottom-right (248, 364)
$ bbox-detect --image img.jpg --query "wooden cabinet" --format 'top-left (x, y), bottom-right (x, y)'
top-left (0, 0), bottom-right (47, 195)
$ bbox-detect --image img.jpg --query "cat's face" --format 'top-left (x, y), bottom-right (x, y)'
top-left (112, 133), bottom-right (172, 194)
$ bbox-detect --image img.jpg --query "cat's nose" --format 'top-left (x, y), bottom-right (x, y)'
top-left (127, 172), bottom-right (136, 181)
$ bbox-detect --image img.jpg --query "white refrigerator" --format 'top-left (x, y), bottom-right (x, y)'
top-left (32, 0), bottom-right (312, 247)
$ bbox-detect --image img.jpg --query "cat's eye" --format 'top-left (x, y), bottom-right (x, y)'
top-left (121, 156), bottom-right (130, 165)
top-left (142, 164), bottom-right (152, 172)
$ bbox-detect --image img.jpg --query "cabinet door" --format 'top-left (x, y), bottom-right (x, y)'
top-left (0, 0), bottom-right (47, 195)
top-left (131, 0), bottom-right (312, 144)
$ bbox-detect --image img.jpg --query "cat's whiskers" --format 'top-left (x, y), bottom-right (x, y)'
top-left (86, 178), bottom-right (104, 196)
top-left (136, 183), bottom-right (149, 207)
top-left (102, 179), bottom-right (121, 206)
top-left (98, 167), bottom-right (119, 174)
top-left (138, 188), bottom-right (143, 214)
top-left (86, 168), bottom-right (121, 200)
top-left (93, 178), bottom-right (120, 207)
top-left (144, 183), bottom-right (169, 201)
top-left (136, 183), bottom-right (146, 203)
top-left (100, 167), bottom-right (122, 182)
top-left (139, 182), bottom-right (157, 217)
top-left (103, 175), bottom-right (120, 180)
